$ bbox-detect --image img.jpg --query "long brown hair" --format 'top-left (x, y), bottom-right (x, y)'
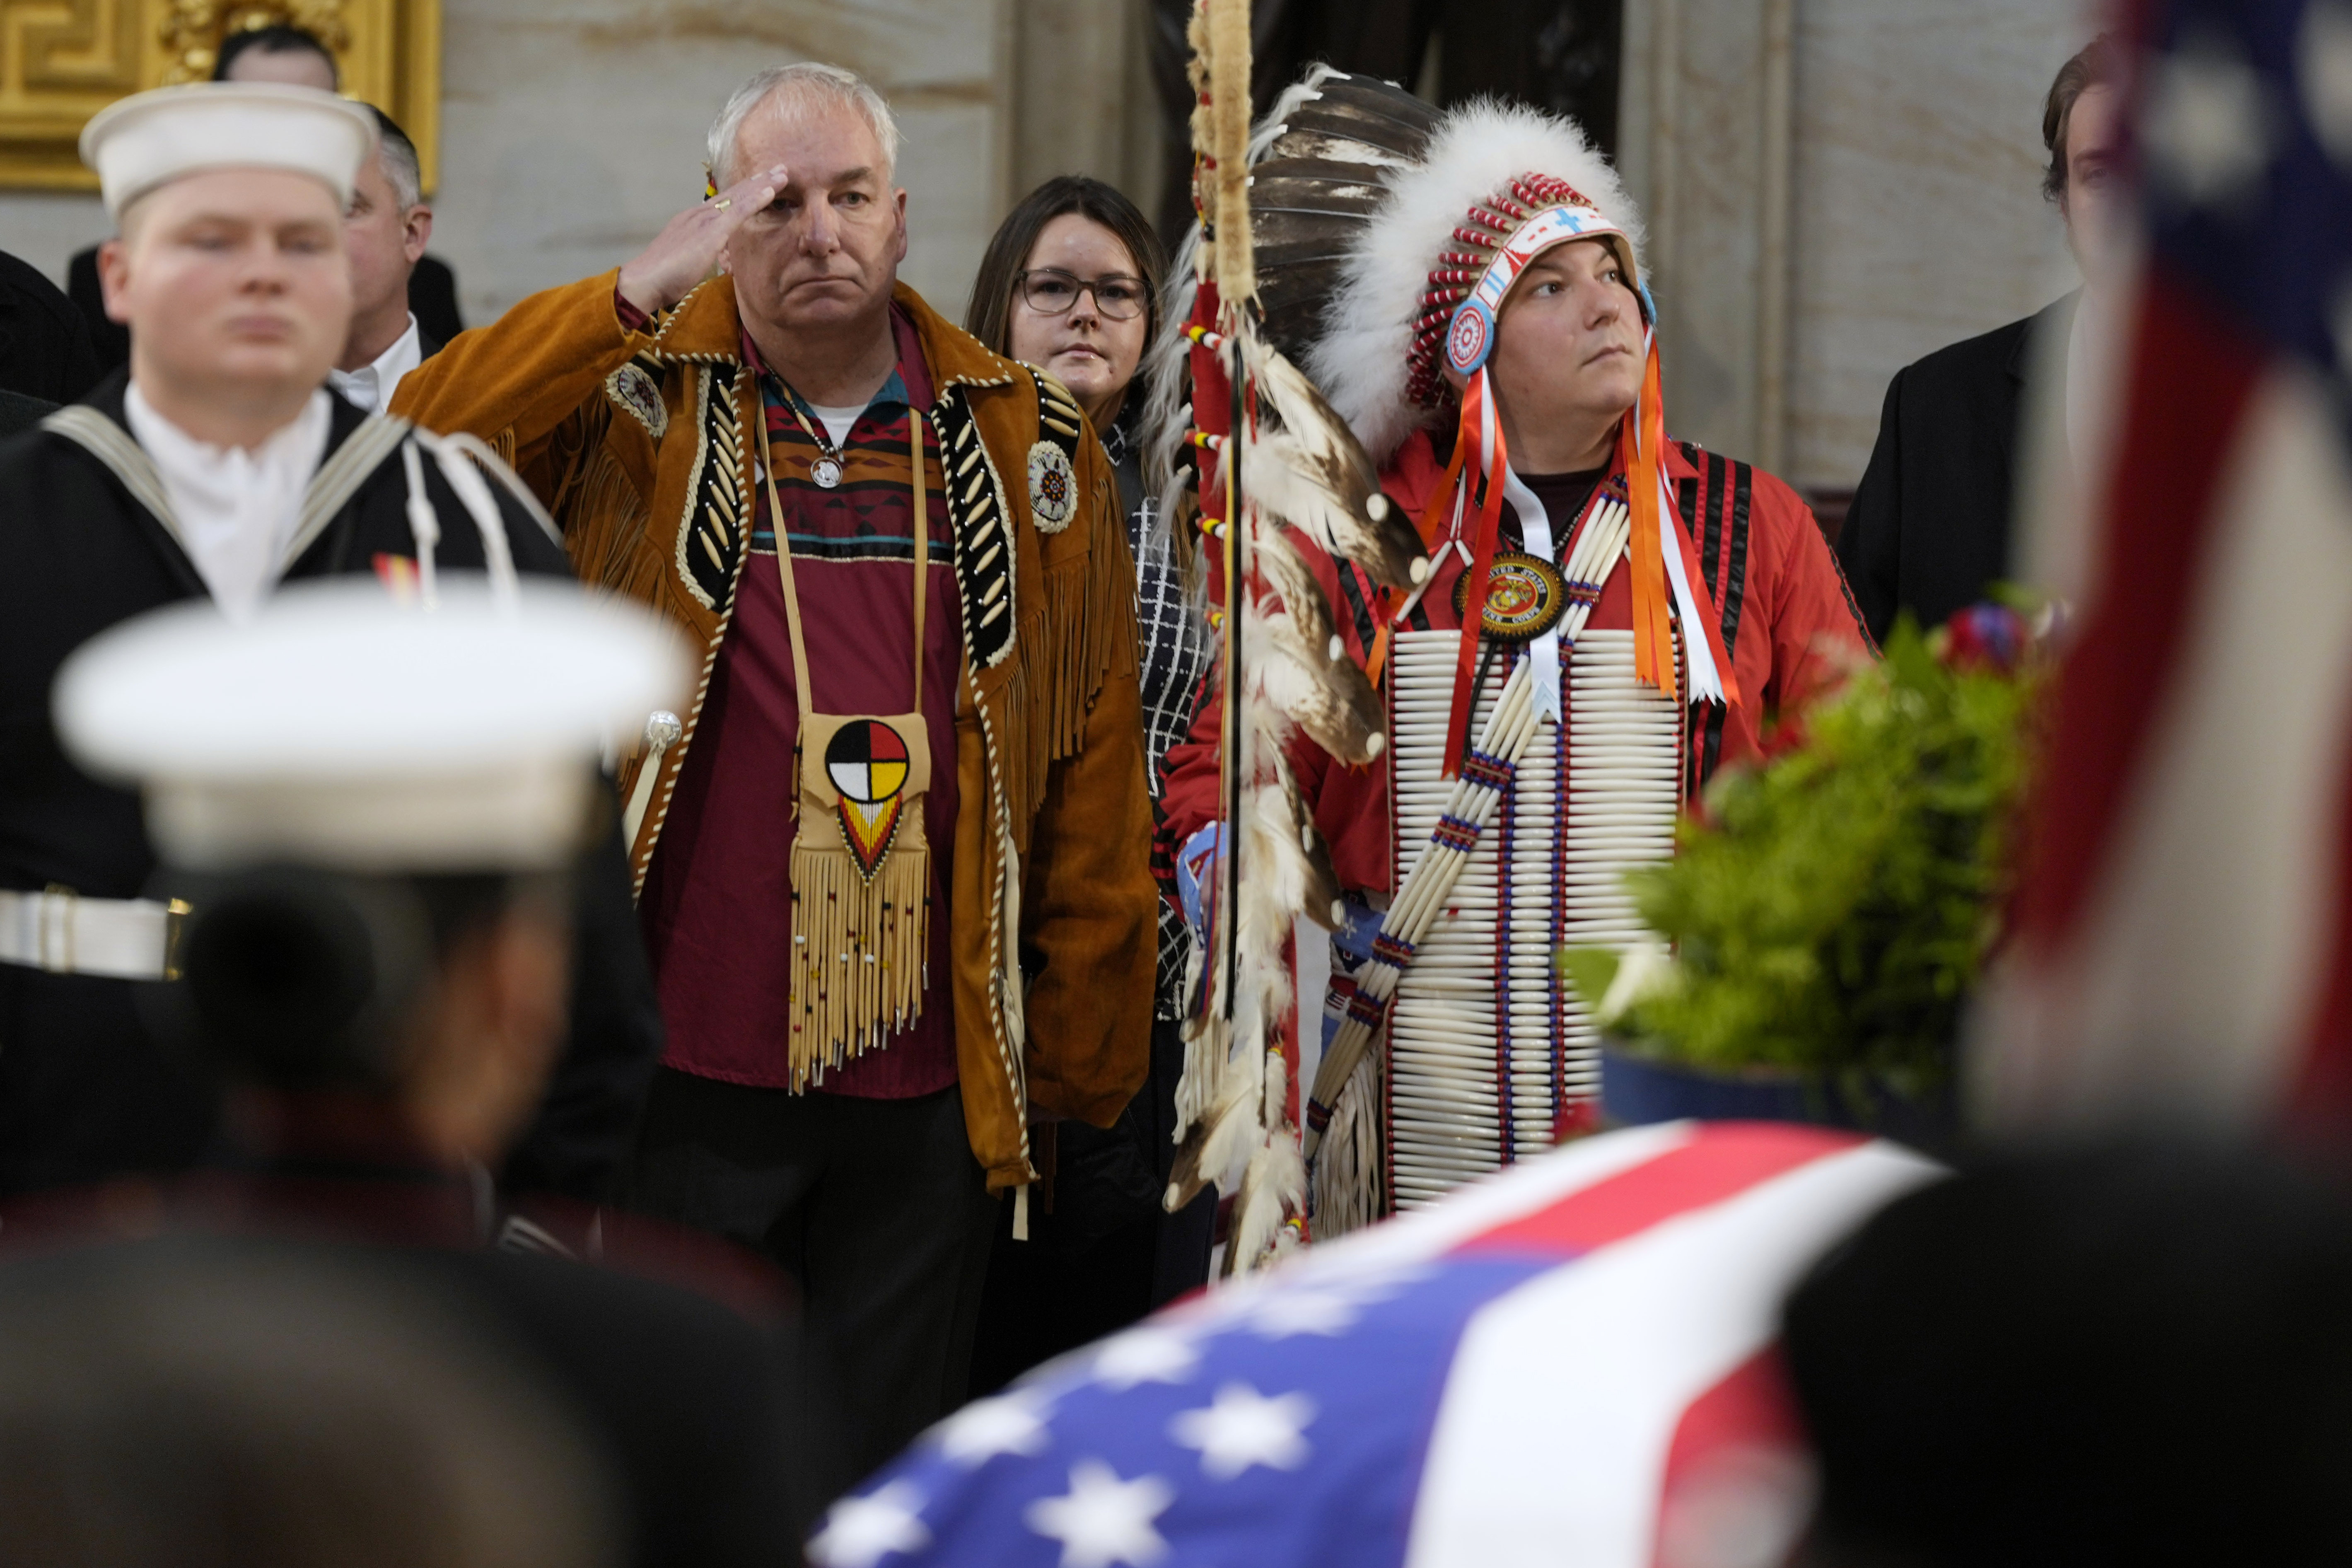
top-left (965, 176), bottom-right (1170, 367)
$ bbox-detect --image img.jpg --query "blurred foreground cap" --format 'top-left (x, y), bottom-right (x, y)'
top-left (54, 577), bottom-right (690, 872)
top-left (80, 82), bottom-right (379, 219)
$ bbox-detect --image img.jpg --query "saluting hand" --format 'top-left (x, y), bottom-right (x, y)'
top-left (617, 164), bottom-right (790, 317)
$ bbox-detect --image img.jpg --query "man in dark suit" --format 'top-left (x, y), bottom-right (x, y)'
top-left (0, 249), bottom-right (101, 404)
top-left (331, 106), bottom-right (440, 413)
top-left (1838, 36), bottom-right (2126, 642)
top-left (65, 22), bottom-right (464, 378)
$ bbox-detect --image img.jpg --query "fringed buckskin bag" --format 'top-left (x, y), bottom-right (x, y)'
top-left (756, 403), bottom-right (935, 1086)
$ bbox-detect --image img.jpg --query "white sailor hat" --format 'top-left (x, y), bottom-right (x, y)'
top-left (80, 82), bottom-right (379, 220)
top-left (53, 579), bottom-right (691, 874)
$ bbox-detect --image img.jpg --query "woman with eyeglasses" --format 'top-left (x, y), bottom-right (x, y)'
top-left (963, 176), bottom-right (1214, 1393)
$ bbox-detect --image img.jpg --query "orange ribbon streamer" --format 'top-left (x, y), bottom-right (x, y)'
top-left (1623, 340), bottom-right (1676, 696)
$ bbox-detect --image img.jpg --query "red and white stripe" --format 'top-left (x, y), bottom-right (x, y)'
top-left (1406, 1125), bottom-right (1935, 1568)
top-left (1978, 273), bottom-right (2352, 1135)
top-left (1178, 1122), bottom-right (1941, 1568)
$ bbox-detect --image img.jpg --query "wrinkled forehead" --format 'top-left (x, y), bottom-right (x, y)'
top-left (737, 92), bottom-right (893, 187)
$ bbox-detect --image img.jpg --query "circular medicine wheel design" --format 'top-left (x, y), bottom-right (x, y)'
top-left (826, 720), bottom-right (912, 805)
top-left (1453, 552), bottom-right (1568, 642)
top-left (1445, 300), bottom-right (1492, 373)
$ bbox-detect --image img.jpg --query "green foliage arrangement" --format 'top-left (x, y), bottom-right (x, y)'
top-left (1561, 608), bottom-right (2042, 1094)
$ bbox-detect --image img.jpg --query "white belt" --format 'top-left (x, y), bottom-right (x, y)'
top-left (0, 887), bottom-right (190, 981)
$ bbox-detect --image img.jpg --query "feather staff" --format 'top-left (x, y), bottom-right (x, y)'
top-left (1160, 6), bottom-right (1426, 1276)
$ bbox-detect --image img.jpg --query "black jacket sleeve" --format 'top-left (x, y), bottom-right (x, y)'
top-left (490, 483), bottom-right (666, 1207)
top-left (503, 803), bottom-right (666, 1206)
top-left (1839, 367), bottom-right (1908, 646)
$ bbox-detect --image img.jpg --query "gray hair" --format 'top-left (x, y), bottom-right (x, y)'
top-left (366, 104), bottom-right (423, 210)
top-left (705, 63), bottom-right (902, 190)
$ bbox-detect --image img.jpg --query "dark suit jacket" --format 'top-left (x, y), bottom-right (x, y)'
top-left (0, 377), bottom-right (663, 1204)
top-left (0, 251), bottom-right (101, 405)
top-left (68, 250), bottom-right (464, 377)
top-left (1838, 293), bottom-right (2075, 643)
top-left (408, 255), bottom-right (466, 345)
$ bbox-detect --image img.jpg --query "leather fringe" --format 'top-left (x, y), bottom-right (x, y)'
top-left (1309, 1046), bottom-right (1384, 1239)
top-left (787, 833), bottom-right (932, 1089)
top-left (994, 514), bottom-right (1142, 847)
top-left (545, 399), bottom-right (662, 603)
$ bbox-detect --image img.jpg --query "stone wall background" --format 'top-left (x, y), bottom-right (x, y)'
top-left (0, 0), bottom-right (1157, 333)
top-left (1620, 0), bottom-right (2101, 490)
top-left (2, 0), bottom-right (2096, 493)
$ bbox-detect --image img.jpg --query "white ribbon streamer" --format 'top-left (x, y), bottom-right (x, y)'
top-left (1499, 465), bottom-right (1563, 723)
top-left (1656, 469), bottom-right (1726, 706)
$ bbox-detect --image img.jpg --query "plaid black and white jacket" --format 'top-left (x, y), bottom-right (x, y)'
top-left (1107, 416), bottom-right (1210, 1020)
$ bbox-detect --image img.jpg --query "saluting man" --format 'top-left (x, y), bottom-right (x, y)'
top-left (0, 83), bottom-right (663, 1216)
top-left (394, 61), bottom-right (1157, 1478)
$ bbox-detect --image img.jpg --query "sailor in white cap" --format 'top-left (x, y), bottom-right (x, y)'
top-left (33, 580), bottom-right (831, 1561)
top-left (54, 579), bottom-right (691, 1171)
top-left (0, 84), bottom-right (666, 1215)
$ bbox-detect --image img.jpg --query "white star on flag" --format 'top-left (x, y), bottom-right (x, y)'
top-left (2304, 0), bottom-right (2352, 165)
top-left (936, 1389), bottom-right (1052, 1466)
top-left (808, 1481), bottom-right (932, 1568)
top-left (1248, 1288), bottom-right (1360, 1339)
top-left (2144, 38), bottom-right (2275, 206)
top-left (1023, 1460), bottom-right (1175, 1568)
top-left (1091, 1326), bottom-right (1200, 1389)
top-left (1169, 1382), bottom-right (1317, 1480)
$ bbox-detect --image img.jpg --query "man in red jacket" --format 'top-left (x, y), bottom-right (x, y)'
top-left (1154, 75), bottom-right (1873, 1223)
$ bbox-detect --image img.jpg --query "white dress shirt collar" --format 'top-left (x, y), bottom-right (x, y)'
top-left (328, 313), bottom-right (424, 417)
top-left (123, 382), bottom-right (333, 622)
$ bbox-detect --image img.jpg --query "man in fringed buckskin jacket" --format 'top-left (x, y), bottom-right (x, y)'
top-left (394, 62), bottom-right (1154, 1480)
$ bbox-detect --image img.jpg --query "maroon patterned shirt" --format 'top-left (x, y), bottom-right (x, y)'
top-left (637, 302), bottom-right (961, 1098)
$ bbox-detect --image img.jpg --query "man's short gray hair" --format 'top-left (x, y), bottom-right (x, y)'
top-left (705, 63), bottom-right (902, 190)
top-left (366, 105), bottom-right (423, 210)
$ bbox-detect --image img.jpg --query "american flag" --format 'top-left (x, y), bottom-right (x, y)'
top-left (1980, 0), bottom-right (2352, 1132)
top-left (809, 1123), bottom-right (1938, 1568)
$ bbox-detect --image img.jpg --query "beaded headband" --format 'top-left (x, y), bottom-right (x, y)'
top-left (1403, 174), bottom-right (1640, 408)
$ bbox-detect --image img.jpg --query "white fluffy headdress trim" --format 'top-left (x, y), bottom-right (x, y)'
top-left (1302, 98), bottom-right (1647, 466)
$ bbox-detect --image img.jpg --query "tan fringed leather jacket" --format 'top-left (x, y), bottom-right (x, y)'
top-left (393, 271), bottom-right (1154, 1192)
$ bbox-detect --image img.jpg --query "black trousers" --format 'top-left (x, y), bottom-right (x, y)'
top-left (969, 1017), bottom-right (1214, 1396)
top-left (628, 1070), bottom-right (998, 1496)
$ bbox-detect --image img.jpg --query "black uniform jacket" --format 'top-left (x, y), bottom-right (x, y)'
top-left (0, 374), bottom-right (665, 1201)
top-left (1837, 292), bottom-right (2075, 643)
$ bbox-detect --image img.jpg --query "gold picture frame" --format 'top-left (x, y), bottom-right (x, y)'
top-left (0, 0), bottom-right (441, 194)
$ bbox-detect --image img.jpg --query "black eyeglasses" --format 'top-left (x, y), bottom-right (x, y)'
top-left (1017, 267), bottom-right (1147, 321)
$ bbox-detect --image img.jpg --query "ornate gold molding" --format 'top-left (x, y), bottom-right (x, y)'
top-left (0, 0), bottom-right (440, 195)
